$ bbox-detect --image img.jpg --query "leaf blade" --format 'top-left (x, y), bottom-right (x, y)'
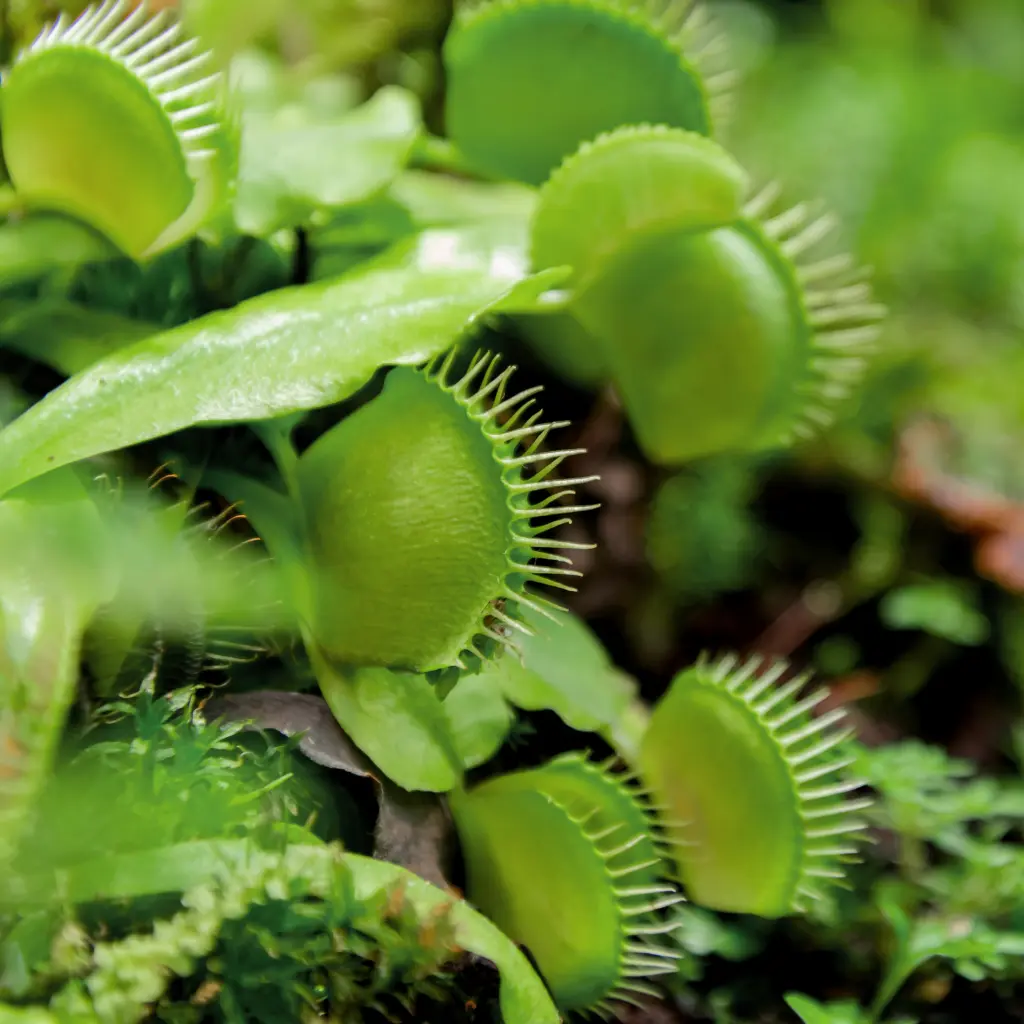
top-left (0, 231), bottom-right (562, 497)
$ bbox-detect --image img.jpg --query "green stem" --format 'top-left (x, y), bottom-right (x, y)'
top-left (410, 134), bottom-right (483, 178)
top-left (253, 419), bottom-right (302, 503)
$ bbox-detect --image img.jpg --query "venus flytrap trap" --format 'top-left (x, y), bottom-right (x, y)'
top-left (640, 654), bottom-right (873, 917)
top-left (450, 752), bottom-right (683, 1016)
top-left (527, 125), bottom-right (887, 462)
top-left (1, 0), bottom-right (236, 258)
top-left (444, 0), bottom-right (735, 184)
top-left (297, 350), bottom-right (597, 674)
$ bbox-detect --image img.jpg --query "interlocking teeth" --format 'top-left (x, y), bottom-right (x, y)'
top-left (23, 0), bottom-right (226, 168)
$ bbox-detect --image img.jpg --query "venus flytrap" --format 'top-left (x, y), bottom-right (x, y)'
top-left (528, 125), bottom-right (887, 462)
top-left (298, 352), bottom-right (597, 673)
top-left (1, 0), bottom-right (236, 257)
top-left (450, 752), bottom-right (683, 1015)
top-left (444, 0), bottom-right (735, 184)
top-left (640, 654), bottom-right (873, 917)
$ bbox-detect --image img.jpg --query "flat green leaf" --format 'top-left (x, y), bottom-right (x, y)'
top-left (0, 231), bottom-right (564, 497)
top-left (489, 605), bottom-right (637, 733)
top-left (0, 1005), bottom-right (57, 1023)
top-left (236, 86), bottom-right (422, 235)
top-left (375, 216), bottom-right (533, 279)
top-left (312, 650), bottom-right (463, 793)
top-left (785, 994), bottom-right (869, 1024)
top-left (880, 581), bottom-right (989, 646)
top-left (444, 672), bottom-right (514, 769)
top-left (0, 301), bottom-right (156, 376)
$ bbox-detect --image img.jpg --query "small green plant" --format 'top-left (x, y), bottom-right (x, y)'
top-left (12, 1), bottom-right (1018, 1022)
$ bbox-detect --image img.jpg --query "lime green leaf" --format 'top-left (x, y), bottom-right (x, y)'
top-left (489, 605), bottom-right (637, 733)
top-left (370, 217), bottom-right (534, 279)
top-left (0, 1004), bottom-right (58, 1023)
top-left (785, 994), bottom-right (870, 1024)
top-left (391, 168), bottom-right (537, 228)
top-left (312, 649), bottom-right (463, 793)
top-left (880, 581), bottom-right (989, 646)
top-left (236, 86), bottom-right (422, 235)
top-left (445, 672), bottom-right (514, 769)
top-left (0, 232), bottom-right (564, 497)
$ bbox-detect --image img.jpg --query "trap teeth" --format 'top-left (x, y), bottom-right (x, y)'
top-left (2, 0), bottom-right (234, 256)
top-left (640, 654), bottom-right (871, 916)
top-left (444, 0), bottom-right (730, 185)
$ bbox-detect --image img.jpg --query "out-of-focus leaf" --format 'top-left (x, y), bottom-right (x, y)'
top-left (0, 1004), bottom-right (56, 1023)
top-left (373, 217), bottom-right (535, 281)
top-left (236, 86), bottom-right (422, 235)
top-left (880, 581), bottom-right (989, 646)
top-left (873, 899), bottom-right (1024, 1017)
top-left (785, 994), bottom-right (870, 1024)
top-left (670, 905), bottom-right (765, 963)
top-left (183, 0), bottom-right (289, 64)
top-left (0, 910), bottom-right (58, 999)
top-left (0, 384), bottom-right (29, 429)
top-left (0, 232), bottom-right (565, 497)
top-left (309, 195), bottom-right (417, 281)
top-left (390, 169), bottom-right (537, 228)
top-left (0, 471), bottom-right (114, 866)
top-left (856, 740), bottom-right (1016, 841)
top-left (646, 460), bottom-right (763, 603)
